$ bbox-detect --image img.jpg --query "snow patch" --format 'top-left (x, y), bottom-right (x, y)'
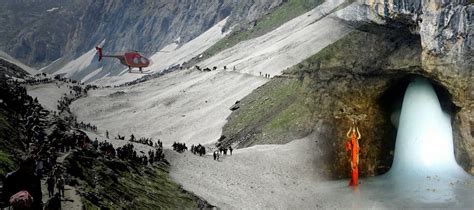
top-left (46, 7), bottom-right (59, 12)
top-left (81, 67), bottom-right (103, 83)
top-left (27, 82), bottom-right (71, 111)
top-left (55, 47), bottom-right (97, 77)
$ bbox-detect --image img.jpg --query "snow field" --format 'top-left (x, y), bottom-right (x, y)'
top-left (71, 69), bottom-right (268, 147)
top-left (26, 82), bottom-right (71, 112)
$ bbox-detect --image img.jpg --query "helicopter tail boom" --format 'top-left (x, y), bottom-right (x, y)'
top-left (95, 46), bottom-right (103, 61)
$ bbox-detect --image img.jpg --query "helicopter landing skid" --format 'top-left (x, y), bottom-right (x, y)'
top-left (128, 70), bottom-right (151, 74)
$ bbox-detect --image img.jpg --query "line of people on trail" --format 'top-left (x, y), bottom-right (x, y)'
top-left (194, 65), bottom-right (235, 72)
top-left (75, 121), bottom-right (97, 132)
top-left (45, 168), bottom-right (65, 210)
top-left (7, 76), bottom-right (52, 86)
top-left (173, 141), bottom-right (235, 161)
top-left (112, 132), bottom-right (163, 149)
top-left (54, 76), bottom-right (97, 116)
top-left (0, 78), bottom-right (162, 210)
top-left (172, 142), bottom-right (188, 153)
top-left (46, 168), bottom-right (65, 198)
top-left (191, 144), bottom-right (206, 156)
top-left (128, 134), bottom-right (155, 147)
top-left (0, 79), bottom-right (85, 209)
top-left (213, 146), bottom-right (233, 161)
top-left (259, 72), bottom-right (271, 78)
top-left (56, 87), bottom-right (85, 114)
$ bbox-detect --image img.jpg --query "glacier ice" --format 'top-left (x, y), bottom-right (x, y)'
top-left (311, 77), bottom-right (473, 208)
top-left (389, 77), bottom-right (467, 177)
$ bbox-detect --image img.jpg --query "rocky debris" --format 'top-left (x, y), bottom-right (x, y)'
top-left (217, 135), bottom-right (227, 142)
top-left (108, 91), bottom-right (126, 97)
top-left (230, 100), bottom-right (241, 111)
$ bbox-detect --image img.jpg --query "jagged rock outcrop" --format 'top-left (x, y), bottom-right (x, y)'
top-left (362, 0), bottom-right (473, 69)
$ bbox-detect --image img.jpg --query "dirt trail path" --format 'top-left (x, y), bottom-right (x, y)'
top-left (166, 136), bottom-right (329, 209)
top-left (41, 152), bottom-right (83, 210)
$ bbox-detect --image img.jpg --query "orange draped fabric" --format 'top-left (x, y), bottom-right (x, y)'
top-left (346, 131), bottom-right (359, 186)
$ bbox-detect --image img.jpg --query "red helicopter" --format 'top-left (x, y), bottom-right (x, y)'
top-left (96, 46), bottom-right (151, 73)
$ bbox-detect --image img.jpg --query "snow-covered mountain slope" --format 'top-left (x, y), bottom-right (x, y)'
top-left (68, 1), bottom-right (370, 145)
top-left (2, 0), bottom-right (283, 70)
top-left (42, 0), bottom-right (361, 85)
top-left (41, 17), bottom-right (230, 85)
top-left (91, 17), bottom-right (231, 85)
top-left (70, 1), bottom-right (362, 147)
top-left (53, 46), bottom-right (102, 80)
top-left (0, 50), bottom-right (38, 75)
top-left (198, 0), bottom-right (359, 77)
top-left (71, 69), bottom-right (268, 146)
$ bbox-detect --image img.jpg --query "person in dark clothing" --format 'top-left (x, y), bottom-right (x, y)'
top-left (47, 176), bottom-right (55, 197)
top-left (56, 176), bottom-right (65, 198)
top-left (45, 193), bottom-right (61, 210)
top-left (229, 146), bottom-right (233, 155)
top-left (3, 156), bottom-right (43, 209)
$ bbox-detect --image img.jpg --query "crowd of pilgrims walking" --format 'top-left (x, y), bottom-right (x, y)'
top-left (0, 74), bottom-right (166, 210)
top-left (6, 73), bottom-right (52, 85)
top-left (191, 144), bottom-right (206, 156)
top-left (171, 142), bottom-right (207, 157)
top-left (172, 142), bottom-right (188, 153)
top-left (75, 121), bottom-right (97, 132)
top-left (96, 132), bottom-right (165, 165)
top-left (0, 77), bottom-right (76, 209)
top-left (55, 83), bottom-right (98, 115)
top-left (1, 72), bottom-right (241, 209)
top-left (172, 141), bottom-right (234, 161)
top-left (213, 146), bottom-right (233, 161)
top-left (113, 133), bottom-right (158, 147)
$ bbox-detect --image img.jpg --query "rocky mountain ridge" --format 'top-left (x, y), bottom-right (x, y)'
top-left (0, 0), bottom-right (284, 70)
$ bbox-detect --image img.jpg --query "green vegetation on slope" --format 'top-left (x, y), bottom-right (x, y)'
top-left (203, 0), bottom-right (324, 57)
top-left (0, 110), bottom-right (19, 178)
top-left (222, 23), bottom-right (423, 178)
top-left (223, 78), bottom-right (314, 147)
top-left (0, 150), bottom-right (14, 178)
top-left (65, 150), bottom-right (204, 209)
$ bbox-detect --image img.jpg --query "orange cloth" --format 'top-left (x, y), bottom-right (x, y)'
top-left (347, 131), bottom-right (359, 186)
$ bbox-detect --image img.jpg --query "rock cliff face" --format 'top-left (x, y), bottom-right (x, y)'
top-left (362, 0), bottom-right (473, 174)
top-left (0, 0), bottom-right (283, 69)
top-left (222, 1), bottom-right (473, 178)
top-left (363, 0), bottom-right (472, 70)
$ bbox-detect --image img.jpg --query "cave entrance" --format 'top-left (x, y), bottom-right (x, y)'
top-left (377, 74), bottom-right (458, 175)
